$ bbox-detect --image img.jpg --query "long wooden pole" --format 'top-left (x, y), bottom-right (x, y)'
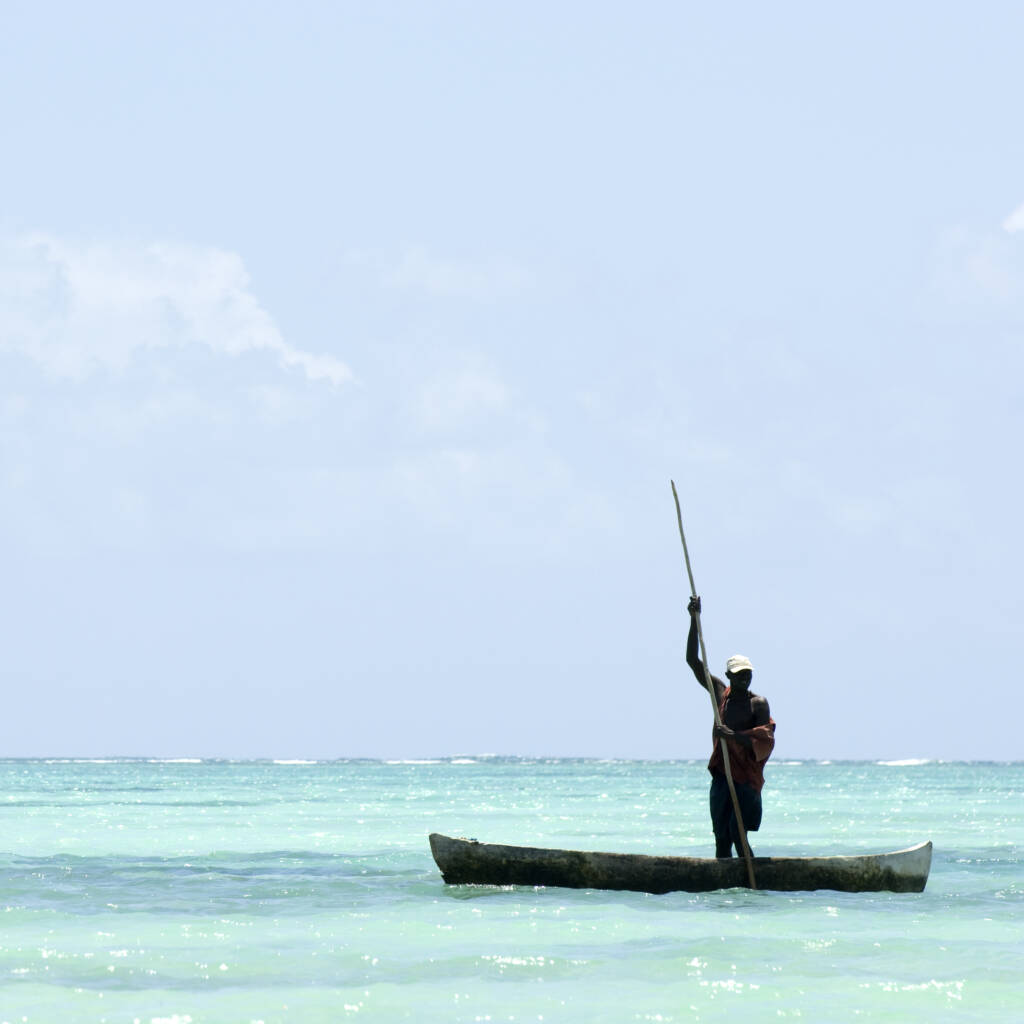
top-left (671, 480), bottom-right (757, 889)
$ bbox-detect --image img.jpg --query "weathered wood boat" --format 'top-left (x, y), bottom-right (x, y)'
top-left (429, 833), bottom-right (932, 894)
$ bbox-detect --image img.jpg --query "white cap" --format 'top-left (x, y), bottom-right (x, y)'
top-left (725, 655), bottom-right (753, 675)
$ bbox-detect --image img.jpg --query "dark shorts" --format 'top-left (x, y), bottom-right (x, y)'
top-left (709, 774), bottom-right (763, 846)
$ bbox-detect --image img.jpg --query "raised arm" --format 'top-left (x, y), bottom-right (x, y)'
top-left (686, 596), bottom-right (724, 700)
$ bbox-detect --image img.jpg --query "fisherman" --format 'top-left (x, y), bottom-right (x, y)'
top-left (686, 595), bottom-right (776, 858)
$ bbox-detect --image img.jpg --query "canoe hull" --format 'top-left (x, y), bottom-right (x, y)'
top-left (429, 834), bottom-right (932, 894)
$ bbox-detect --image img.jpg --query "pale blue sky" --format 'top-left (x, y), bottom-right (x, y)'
top-left (1, 1), bottom-right (1021, 758)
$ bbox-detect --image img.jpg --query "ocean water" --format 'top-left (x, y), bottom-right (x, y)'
top-left (0, 758), bottom-right (1020, 1023)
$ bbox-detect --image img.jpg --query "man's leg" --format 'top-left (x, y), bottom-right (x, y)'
top-left (709, 776), bottom-right (733, 857)
top-left (728, 782), bottom-right (763, 856)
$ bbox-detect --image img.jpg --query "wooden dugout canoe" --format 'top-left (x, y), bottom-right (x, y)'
top-left (429, 833), bottom-right (932, 894)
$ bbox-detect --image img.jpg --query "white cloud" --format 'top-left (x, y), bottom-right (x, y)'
top-left (0, 234), bottom-right (352, 384)
top-left (349, 243), bottom-right (532, 300)
top-left (417, 365), bottom-right (508, 430)
top-left (928, 223), bottom-right (1024, 306)
top-left (1002, 201), bottom-right (1024, 234)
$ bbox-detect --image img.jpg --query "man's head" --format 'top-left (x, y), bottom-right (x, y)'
top-left (725, 655), bottom-right (753, 689)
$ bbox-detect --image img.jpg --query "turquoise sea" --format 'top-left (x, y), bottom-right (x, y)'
top-left (0, 758), bottom-right (1020, 1023)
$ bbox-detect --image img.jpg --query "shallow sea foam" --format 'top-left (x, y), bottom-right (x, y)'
top-left (0, 758), bottom-right (1020, 1022)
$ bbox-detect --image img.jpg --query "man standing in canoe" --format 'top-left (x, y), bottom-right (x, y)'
top-left (686, 596), bottom-right (776, 858)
